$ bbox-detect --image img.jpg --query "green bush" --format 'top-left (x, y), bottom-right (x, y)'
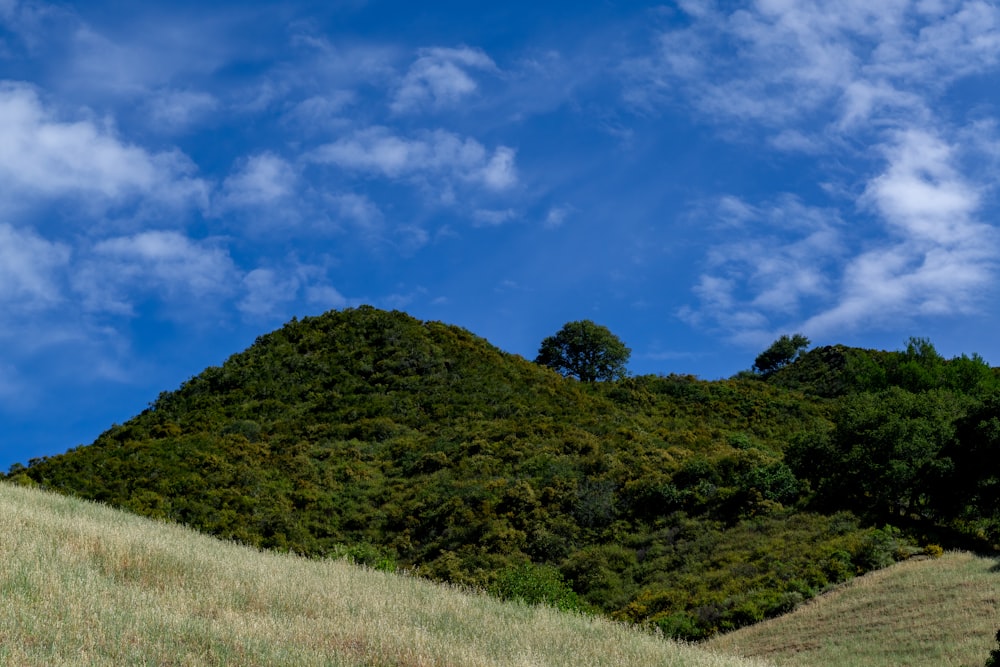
top-left (488, 562), bottom-right (583, 612)
top-left (855, 526), bottom-right (910, 570)
top-left (331, 543), bottom-right (397, 572)
top-left (985, 628), bottom-right (1000, 667)
top-left (654, 612), bottom-right (703, 640)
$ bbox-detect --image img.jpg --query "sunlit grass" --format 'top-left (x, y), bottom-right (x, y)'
top-left (707, 550), bottom-right (1000, 667)
top-left (0, 482), bottom-right (771, 666)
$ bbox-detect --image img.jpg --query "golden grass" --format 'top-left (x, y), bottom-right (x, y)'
top-left (707, 551), bottom-right (1000, 667)
top-left (0, 482), bottom-right (772, 667)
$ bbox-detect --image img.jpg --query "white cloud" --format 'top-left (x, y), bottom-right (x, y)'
top-left (802, 129), bottom-right (997, 333)
top-left (681, 196), bottom-right (844, 339)
top-left (145, 89), bottom-right (219, 133)
top-left (238, 262), bottom-right (349, 320)
top-left (219, 153), bottom-right (297, 209)
top-left (544, 205), bottom-right (571, 229)
top-left (394, 225), bottom-right (430, 254)
top-left (0, 0), bottom-right (75, 56)
top-left (480, 146), bottom-right (517, 190)
top-left (633, 1), bottom-right (1000, 128)
top-left (76, 231), bottom-right (237, 315)
top-left (66, 17), bottom-right (239, 99)
top-left (238, 268), bottom-right (299, 319)
top-left (282, 92), bottom-right (355, 131)
top-left (332, 192), bottom-right (384, 233)
top-left (391, 46), bottom-right (497, 113)
top-left (686, 130), bottom-right (997, 339)
top-left (305, 284), bottom-right (347, 310)
top-left (0, 81), bottom-right (207, 207)
top-left (769, 129), bottom-right (823, 153)
top-left (310, 126), bottom-right (517, 191)
top-left (657, 2), bottom-right (1000, 341)
top-left (472, 208), bottom-right (517, 226)
top-left (864, 129), bottom-right (980, 243)
top-left (0, 223), bottom-right (70, 308)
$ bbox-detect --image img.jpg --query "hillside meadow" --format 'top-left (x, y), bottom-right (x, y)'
top-left (0, 481), bottom-right (772, 667)
top-left (708, 550), bottom-right (1000, 667)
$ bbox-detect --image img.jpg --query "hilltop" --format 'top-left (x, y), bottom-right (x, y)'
top-left (9, 307), bottom-right (1000, 640)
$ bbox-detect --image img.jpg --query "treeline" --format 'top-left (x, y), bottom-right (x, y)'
top-left (6, 308), bottom-right (999, 639)
top-left (774, 339), bottom-right (1000, 543)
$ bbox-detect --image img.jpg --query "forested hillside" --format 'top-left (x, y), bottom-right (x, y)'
top-left (9, 307), bottom-right (1000, 639)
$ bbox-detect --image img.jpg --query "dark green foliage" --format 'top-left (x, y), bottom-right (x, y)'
top-left (488, 562), bottom-right (583, 611)
top-left (767, 339), bottom-right (999, 398)
top-left (986, 630), bottom-right (1000, 667)
top-left (330, 543), bottom-right (398, 572)
top-left (535, 320), bottom-right (631, 382)
top-left (753, 334), bottom-right (810, 376)
top-left (787, 387), bottom-right (967, 522)
top-left (985, 628), bottom-right (1000, 667)
top-left (780, 339), bottom-right (1000, 549)
top-left (9, 309), bottom-right (998, 640)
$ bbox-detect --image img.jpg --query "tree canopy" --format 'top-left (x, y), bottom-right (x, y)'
top-left (535, 320), bottom-right (631, 382)
top-left (753, 334), bottom-right (811, 376)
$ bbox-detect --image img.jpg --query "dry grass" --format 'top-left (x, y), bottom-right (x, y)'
top-left (0, 482), bottom-right (772, 667)
top-left (707, 551), bottom-right (1000, 667)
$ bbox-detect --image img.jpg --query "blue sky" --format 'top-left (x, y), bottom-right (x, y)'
top-left (2, 0), bottom-right (1000, 469)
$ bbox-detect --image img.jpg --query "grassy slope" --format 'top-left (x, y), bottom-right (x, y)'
top-left (0, 481), bottom-right (772, 667)
top-left (707, 551), bottom-right (1000, 667)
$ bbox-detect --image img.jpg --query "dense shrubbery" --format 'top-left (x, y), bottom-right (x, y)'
top-left (488, 562), bottom-right (584, 611)
top-left (8, 307), bottom-right (1000, 639)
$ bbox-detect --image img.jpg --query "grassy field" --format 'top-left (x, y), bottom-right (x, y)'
top-left (0, 481), bottom-right (772, 667)
top-left (708, 550), bottom-right (1000, 667)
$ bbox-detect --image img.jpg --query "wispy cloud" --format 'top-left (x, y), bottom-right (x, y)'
top-left (144, 88), bottom-right (219, 133)
top-left (472, 208), bottom-right (517, 226)
top-left (238, 263), bottom-right (348, 320)
top-left (391, 46), bottom-right (498, 113)
top-left (309, 126), bottom-right (517, 191)
top-left (678, 196), bottom-right (845, 344)
top-left (75, 231), bottom-right (238, 316)
top-left (331, 192), bottom-right (384, 234)
top-left (804, 128), bottom-right (996, 333)
top-left (0, 223), bottom-right (70, 309)
top-left (64, 13), bottom-right (243, 100)
top-left (238, 267), bottom-right (300, 319)
top-left (218, 152), bottom-right (297, 209)
top-left (629, 2), bottom-right (1000, 129)
top-left (655, 1), bottom-right (1000, 341)
top-left (543, 204), bottom-right (572, 229)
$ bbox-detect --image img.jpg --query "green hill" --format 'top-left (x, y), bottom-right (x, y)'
top-left (0, 481), bottom-right (775, 666)
top-left (9, 307), bottom-right (1000, 640)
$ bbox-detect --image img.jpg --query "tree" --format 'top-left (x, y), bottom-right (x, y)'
top-left (535, 320), bottom-right (631, 382)
top-left (753, 334), bottom-right (810, 375)
top-left (786, 387), bottom-right (966, 521)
